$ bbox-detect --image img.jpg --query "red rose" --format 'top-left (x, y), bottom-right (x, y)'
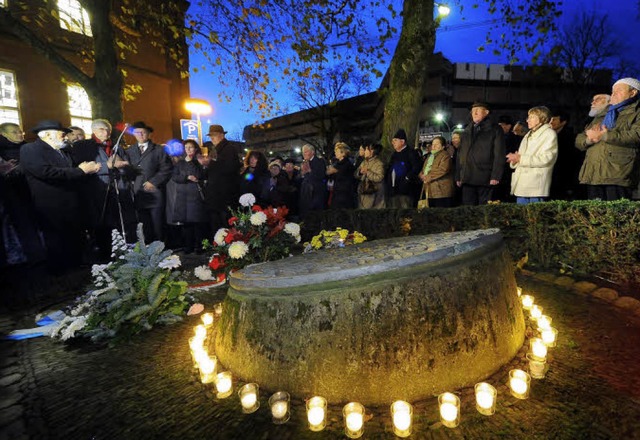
top-left (224, 233), bottom-right (235, 244)
top-left (251, 205), bottom-right (262, 212)
top-left (208, 254), bottom-right (226, 270)
top-left (228, 216), bottom-right (238, 226)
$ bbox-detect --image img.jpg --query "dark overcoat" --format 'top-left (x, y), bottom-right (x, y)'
top-left (456, 118), bottom-right (506, 185)
top-left (204, 139), bottom-right (241, 211)
top-left (166, 159), bottom-right (208, 224)
top-left (125, 142), bottom-right (173, 209)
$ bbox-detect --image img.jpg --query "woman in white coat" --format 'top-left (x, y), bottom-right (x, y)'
top-left (506, 106), bottom-right (558, 204)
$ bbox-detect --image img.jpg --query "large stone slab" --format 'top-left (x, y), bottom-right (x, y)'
top-left (214, 229), bottom-right (524, 405)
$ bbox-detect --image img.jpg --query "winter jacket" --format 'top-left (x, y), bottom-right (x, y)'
top-left (510, 124), bottom-right (558, 197)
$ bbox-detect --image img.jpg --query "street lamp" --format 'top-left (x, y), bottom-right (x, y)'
top-left (184, 98), bottom-right (212, 145)
top-left (436, 3), bottom-right (451, 17)
top-left (435, 113), bottom-right (451, 133)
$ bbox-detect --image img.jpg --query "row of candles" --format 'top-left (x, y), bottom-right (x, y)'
top-left (191, 288), bottom-right (557, 438)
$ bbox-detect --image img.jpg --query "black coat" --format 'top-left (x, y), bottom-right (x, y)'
top-left (126, 142), bottom-right (173, 209)
top-left (166, 159), bottom-right (208, 224)
top-left (385, 146), bottom-right (422, 197)
top-left (456, 118), bottom-right (506, 185)
top-left (299, 155), bottom-right (327, 215)
top-left (204, 139), bottom-right (241, 211)
top-left (329, 157), bottom-right (355, 209)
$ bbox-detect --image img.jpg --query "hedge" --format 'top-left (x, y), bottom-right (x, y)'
top-left (301, 200), bottom-right (640, 286)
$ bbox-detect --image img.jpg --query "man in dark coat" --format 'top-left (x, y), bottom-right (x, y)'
top-left (126, 121), bottom-right (172, 242)
top-left (456, 102), bottom-right (506, 205)
top-left (549, 110), bottom-right (582, 200)
top-left (19, 120), bottom-right (101, 273)
top-left (201, 124), bottom-right (241, 232)
top-left (71, 119), bottom-right (136, 259)
top-left (385, 129), bottom-right (422, 208)
top-left (298, 144), bottom-right (327, 217)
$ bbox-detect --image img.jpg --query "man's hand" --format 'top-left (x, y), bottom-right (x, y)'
top-left (489, 179), bottom-right (499, 185)
top-left (143, 181), bottom-right (156, 192)
top-left (79, 161), bottom-right (101, 174)
top-left (586, 124), bottom-right (607, 143)
top-left (187, 175), bottom-right (198, 182)
top-left (506, 152), bottom-right (520, 165)
top-left (456, 180), bottom-right (462, 187)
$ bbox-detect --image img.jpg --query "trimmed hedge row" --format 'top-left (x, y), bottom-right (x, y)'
top-left (301, 200), bottom-right (640, 286)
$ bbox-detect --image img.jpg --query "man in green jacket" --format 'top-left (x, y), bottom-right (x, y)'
top-left (575, 78), bottom-right (640, 200)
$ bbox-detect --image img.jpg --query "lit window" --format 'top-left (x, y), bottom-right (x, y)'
top-left (66, 84), bottom-right (92, 134)
top-left (57, 0), bottom-right (92, 36)
top-left (0, 1), bottom-right (7, 8)
top-left (0, 69), bottom-right (21, 125)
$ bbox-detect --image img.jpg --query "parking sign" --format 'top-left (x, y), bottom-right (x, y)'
top-left (180, 119), bottom-right (200, 140)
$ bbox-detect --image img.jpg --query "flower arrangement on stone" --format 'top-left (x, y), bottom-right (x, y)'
top-left (50, 226), bottom-right (189, 342)
top-left (303, 227), bottom-right (367, 252)
top-left (196, 193), bottom-right (301, 281)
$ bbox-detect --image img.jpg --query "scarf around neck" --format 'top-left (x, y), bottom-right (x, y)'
top-left (602, 95), bottom-right (639, 129)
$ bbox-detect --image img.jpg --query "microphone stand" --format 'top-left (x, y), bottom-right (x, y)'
top-left (99, 125), bottom-right (131, 240)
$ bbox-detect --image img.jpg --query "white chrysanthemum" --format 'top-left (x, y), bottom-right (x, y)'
top-left (194, 265), bottom-right (214, 281)
top-left (60, 315), bottom-right (87, 341)
top-left (228, 241), bottom-right (249, 259)
top-left (250, 211), bottom-right (267, 226)
top-left (284, 222), bottom-right (300, 236)
top-left (158, 255), bottom-right (181, 269)
top-left (239, 193), bottom-right (256, 207)
top-left (214, 228), bottom-right (229, 246)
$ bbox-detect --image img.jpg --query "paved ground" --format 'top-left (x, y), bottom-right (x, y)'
top-left (1, 272), bottom-right (640, 439)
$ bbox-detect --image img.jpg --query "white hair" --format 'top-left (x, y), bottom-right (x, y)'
top-left (91, 119), bottom-right (112, 131)
top-left (302, 144), bottom-right (315, 153)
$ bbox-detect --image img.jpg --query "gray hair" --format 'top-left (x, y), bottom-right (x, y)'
top-left (302, 144), bottom-right (315, 153)
top-left (0, 122), bottom-right (20, 135)
top-left (91, 119), bottom-right (112, 131)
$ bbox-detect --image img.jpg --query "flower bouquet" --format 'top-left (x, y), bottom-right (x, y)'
top-left (195, 193), bottom-right (301, 281)
top-left (303, 227), bottom-right (367, 252)
top-left (50, 225), bottom-right (189, 342)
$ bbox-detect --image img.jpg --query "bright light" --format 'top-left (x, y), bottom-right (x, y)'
top-left (456, 124), bottom-right (463, 129)
top-left (437, 4), bottom-right (450, 17)
top-left (435, 113), bottom-right (445, 122)
top-left (294, 147), bottom-right (301, 153)
top-left (184, 98), bottom-right (212, 115)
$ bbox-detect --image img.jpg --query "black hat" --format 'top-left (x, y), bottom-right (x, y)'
top-left (471, 101), bottom-right (491, 111)
top-left (392, 129), bottom-right (407, 141)
top-left (131, 121), bottom-right (154, 133)
top-left (208, 124), bottom-right (227, 135)
top-left (31, 120), bottom-right (71, 134)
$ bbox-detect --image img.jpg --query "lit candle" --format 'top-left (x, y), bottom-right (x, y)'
top-left (238, 383), bottom-right (259, 413)
top-left (530, 338), bottom-right (548, 361)
top-left (214, 302), bottom-right (223, 316)
top-left (517, 286), bottom-right (522, 297)
top-left (541, 327), bottom-right (558, 347)
top-left (215, 371), bottom-right (232, 398)
top-left (474, 382), bottom-right (497, 416)
top-left (201, 312), bottom-right (214, 327)
top-left (537, 315), bottom-right (552, 331)
top-left (438, 392), bottom-right (460, 428)
top-left (343, 402), bottom-right (365, 438)
top-left (268, 391), bottom-right (290, 424)
top-left (189, 336), bottom-right (205, 352)
top-left (530, 304), bottom-right (543, 320)
top-left (527, 353), bottom-right (546, 379)
top-left (391, 400), bottom-right (412, 437)
top-left (194, 325), bottom-right (207, 339)
top-left (192, 349), bottom-right (209, 368)
top-left (509, 369), bottom-right (530, 399)
top-left (198, 356), bottom-right (217, 384)
top-left (306, 396), bottom-right (327, 431)
top-left (521, 295), bottom-right (534, 310)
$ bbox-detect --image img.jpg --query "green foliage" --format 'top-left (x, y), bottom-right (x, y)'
top-left (302, 200), bottom-right (640, 285)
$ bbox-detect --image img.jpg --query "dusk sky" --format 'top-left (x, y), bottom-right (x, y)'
top-left (187, 0), bottom-right (638, 140)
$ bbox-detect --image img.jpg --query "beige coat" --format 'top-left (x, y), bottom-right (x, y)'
top-left (510, 124), bottom-right (558, 197)
top-left (422, 151), bottom-right (454, 199)
top-left (355, 156), bottom-right (385, 209)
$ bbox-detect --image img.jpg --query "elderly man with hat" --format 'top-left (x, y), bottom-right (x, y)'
top-left (455, 101), bottom-right (506, 205)
top-left (127, 121), bottom-right (173, 242)
top-left (200, 124), bottom-right (241, 231)
top-left (384, 128), bottom-right (422, 208)
top-left (20, 120), bottom-right (101, 273)
top-left (576, 78), bottom-right (640, 201)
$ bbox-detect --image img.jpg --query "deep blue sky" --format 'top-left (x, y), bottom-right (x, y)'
top-left (188, 0), bottom-right (638, 140)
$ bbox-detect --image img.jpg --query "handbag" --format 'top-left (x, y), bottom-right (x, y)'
top-left (360, 178), bottom-right (377, 195)
top-left (417, 184), bottom-right (429, 210)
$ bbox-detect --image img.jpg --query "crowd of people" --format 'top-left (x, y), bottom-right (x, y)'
top-left (1, 77), bottom-right (640, 276)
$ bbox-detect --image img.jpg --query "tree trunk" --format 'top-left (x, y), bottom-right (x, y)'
top-left (381, 0), bottom-right (436, 153)
top-left (82, 0), bottom-right (124, 123)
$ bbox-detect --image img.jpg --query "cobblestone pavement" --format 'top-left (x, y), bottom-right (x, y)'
top-left (1, 274), bottom-right (640, 440)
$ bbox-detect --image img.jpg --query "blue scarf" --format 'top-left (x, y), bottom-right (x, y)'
top-left (602, 95), bottom-right (639, 129)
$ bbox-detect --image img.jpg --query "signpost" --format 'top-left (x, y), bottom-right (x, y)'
top-left (181, 119), bottom-right (200, 141)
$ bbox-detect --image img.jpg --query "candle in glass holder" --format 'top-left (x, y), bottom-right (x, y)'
top-left (530, 304), bottom-right (543, 320)
top-left (521, 295), bottom-right (534, 310)
top-left (391, 400), bottom-right (412, 437)
top-left (509, 369), bottom-right (531, 399)
top-left (517, 287), bottom-right (522, 297)
top-left (438, 392), bottom-right (460, 428)
top-left (194, 325), bottom-right (207, 339)
top-left (198, 355), bottom-right (217, 384)
top-left (306, 396), bottom-right (327, 431)
top-left (537, 315), bottom-right (552, 331)
top-left (343, 402), bottom-right (365, 438)
top-left (238, 383), bottom-right (259, 413)
top-left (530, 337), bottom-right (548, 361)
top-left (474, 382), bottom-right (497, 416)
top-left (189, 335), bottom-right (205, 352)
top-left (201, 312), bottom-right (214, 327)
top-left (215, 371), bottom-right (233, 398)
top-left (269, 391), bottom-right (290, 424)
top-left (541, 327), bottom-right (558, 347)
top-left (214, 302), bottom-right (223, 317)
top-left (526, 353), bottom-right (547, 379)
